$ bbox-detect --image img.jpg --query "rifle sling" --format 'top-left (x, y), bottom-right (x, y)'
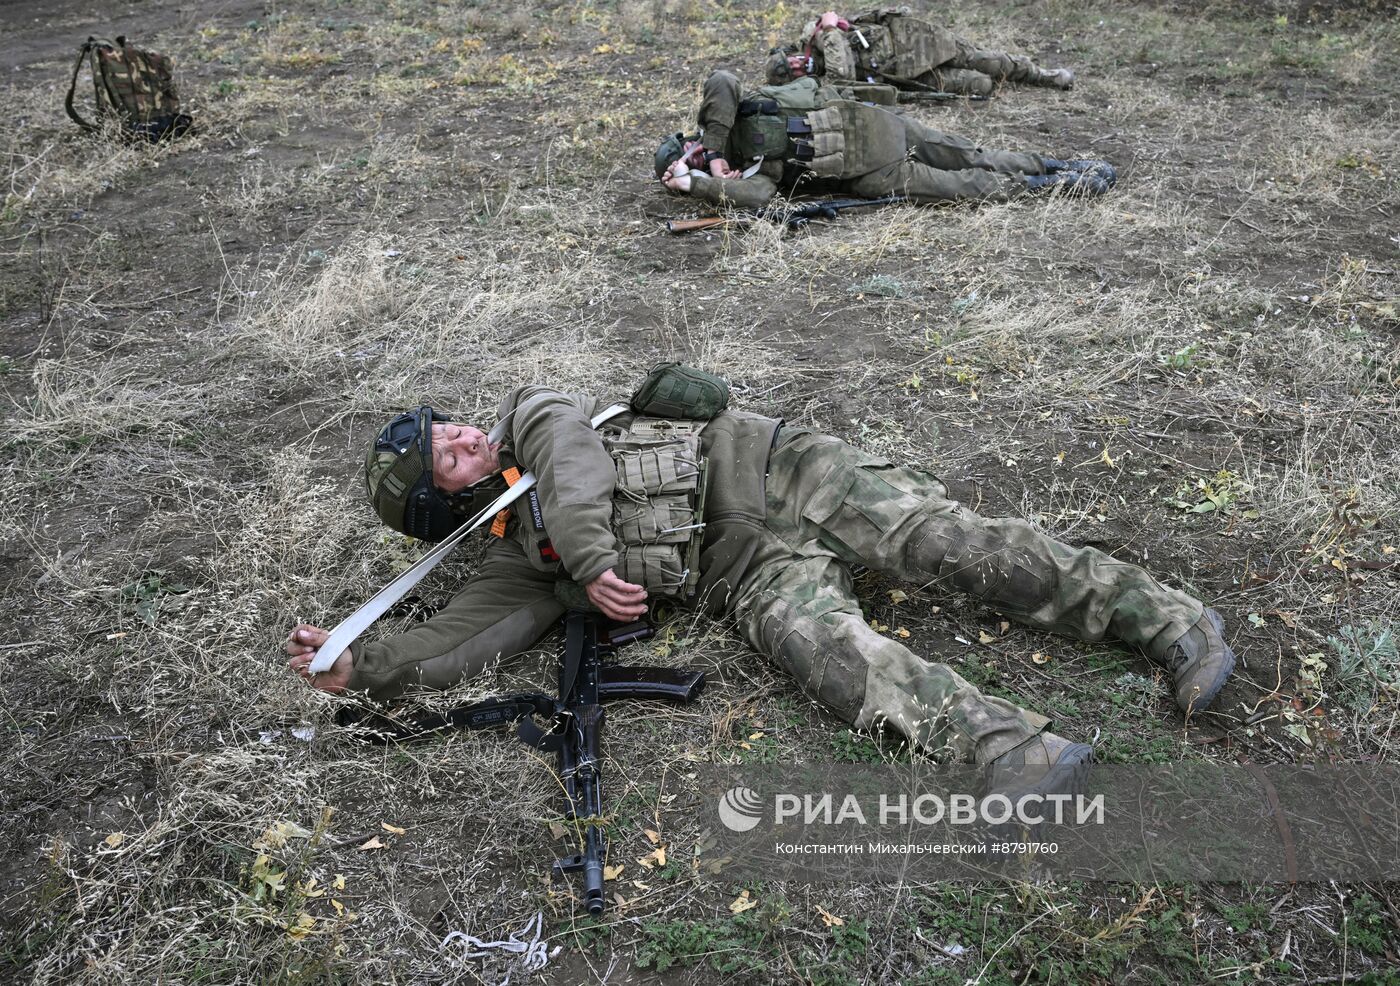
top-left (308, 404), bottom-right (628, 673)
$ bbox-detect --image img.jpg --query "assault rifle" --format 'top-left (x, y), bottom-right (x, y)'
top-left (338, 611), bottom-right (705, 915)
top-left (666, 193), bottom-right (907, 234)
top-left (896, 91), bottom-right (990, 104)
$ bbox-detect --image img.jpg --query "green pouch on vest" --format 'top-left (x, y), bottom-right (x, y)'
top-left (630, 363), bottom-right (730, 420)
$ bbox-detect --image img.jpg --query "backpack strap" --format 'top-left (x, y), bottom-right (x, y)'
top-left (64, 38), bottom-right (99, 131)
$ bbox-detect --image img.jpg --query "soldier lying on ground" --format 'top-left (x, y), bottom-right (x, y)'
top-left (655, 70), bottom-right (1113, 213)
top-left (767, 8), bottom-right (1074, 96)
top-left (286, 384), bottom-right (1236, 780)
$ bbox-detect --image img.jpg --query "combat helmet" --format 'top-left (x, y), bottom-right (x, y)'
top-left (765, 45), bottom-right (809, 85)
top-left (654, 131), bottom-right (701, 180)
top-left (364, 406), bottom-right (501, 542)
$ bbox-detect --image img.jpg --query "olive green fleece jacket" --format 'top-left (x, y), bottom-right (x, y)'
top-left (346, 386), bottom-right (781, 684)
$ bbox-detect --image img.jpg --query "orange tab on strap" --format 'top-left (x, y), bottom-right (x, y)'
top-left (502, 467), bottom-right (522, 486)
top-left (490, 509), bottom-right (510, 538)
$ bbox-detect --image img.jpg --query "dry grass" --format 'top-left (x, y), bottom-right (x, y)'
top-left (2, 0), bottom-right (1399, 982)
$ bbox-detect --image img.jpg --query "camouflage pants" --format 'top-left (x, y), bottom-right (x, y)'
top-left (730, 430), bottom-right (1205, 763)
top-left (845, 115), bottom-right (1044, 204)
top-left (929, 37), bottom-right (1064, 95)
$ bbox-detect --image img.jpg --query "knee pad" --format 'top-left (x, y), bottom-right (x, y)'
top-left (907, 519), bottom-right (1053, 613)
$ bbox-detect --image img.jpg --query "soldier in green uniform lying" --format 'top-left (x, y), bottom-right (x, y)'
top-left (655, 70), bottom-right (1113, 213)
top-left (287, 380), bottom-right (1236, 776)
top-left (767, 8), bottom-right (1074, 97)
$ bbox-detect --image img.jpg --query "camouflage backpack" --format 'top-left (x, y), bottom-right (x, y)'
top-left (65, 36), bottom-right (193, 142)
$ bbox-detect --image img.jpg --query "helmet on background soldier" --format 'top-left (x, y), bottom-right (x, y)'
top-left (654, 131), bottom-right (702, 179)
top-left (765, 46), bottom-right (810, 85)
top-left (364, 406), bottom-right (501, 542)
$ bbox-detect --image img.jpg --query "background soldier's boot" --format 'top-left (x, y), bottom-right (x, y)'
top-left (1043, 159), bottom-right (1118, 184)
top-left (984, 730), bottom-right (1093, 803)
top-left (1038, 67), bottom-right (1075, 89)
top-left (1022, 171), bottom-right (1113, 196)
top-left (1153, 608), bottom-right (1235, 714)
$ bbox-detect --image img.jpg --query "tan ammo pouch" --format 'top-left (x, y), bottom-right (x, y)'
top-left (804, 101), bottom-right (908, 178)
top-left (604, 417), bottom-right (708, 601)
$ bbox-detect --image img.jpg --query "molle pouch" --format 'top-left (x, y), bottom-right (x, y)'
top-left (854, 23), bottom-right (897, 77)
top-left (609, 424), bottom-right (703, 496)
top-left (630, 363), bottom-right (730, 420)
top-left (617, 544), bottom-right (689, 598)
top-left (613, 494), bottom-right (698, 545)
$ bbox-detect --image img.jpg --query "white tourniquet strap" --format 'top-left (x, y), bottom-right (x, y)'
top-left (308, 404), bottom-right (628, 672)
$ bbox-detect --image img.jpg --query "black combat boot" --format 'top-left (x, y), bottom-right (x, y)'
top-left (1155, 608), bottom-right (1236, 714)
top-left (984, 730), bottom-right (1093, 804)
top-left (1023, 171), bottom-right (1113, 196)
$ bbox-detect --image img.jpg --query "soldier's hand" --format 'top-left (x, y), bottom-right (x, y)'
top-left (662, 158), bottom-right (693, 193)
top-left (707, 157), bottom-right (740, 180)
top-left (286, 624), bottom-right (353, 692)
top-left (585, 569), bottom-right (649, 622)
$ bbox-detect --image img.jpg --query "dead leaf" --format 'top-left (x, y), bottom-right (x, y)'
top-left (896, 627), bottom-right (910, 638)
top-left (815, 904), bottom-right (845, 927)
top-left (747, 731), bottom-right (764, 740)
top-left (357, 836), bottom-right (385, 851)
top-left (603, 864), bottom-right (624, 880)
top-left (643, 828), bottom-right (661, 845)
top-left (978, 630), bottom-right (995, 644)
top-left (998, 621), bottom-right (1010, 634)
top-left (638, 846), bottom-right (666, 869)
top-left (381, 822), bottom-right (406, 836)
top-left (1031, 652), bottom-right (1051, 665)
top-left (103, 832), bottom-right (125, 848)
top-left (254, 820), bottom-right (314, 851)
top-left (333, 874), bottom-right (346, 890)
top-left (729, 890), bottom-right (758, 914)
top-left (549, 821), bottom-right (567, 840)
top-left (1101, 448), bottom-right (1117, 468)
top-left (285, 913), bottom-right (317, 940)
top-left (888, 589), bottom-right (908, 604)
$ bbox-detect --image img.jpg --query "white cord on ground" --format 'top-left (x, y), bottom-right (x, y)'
top-left (442, 911), bottom-right (561, 986)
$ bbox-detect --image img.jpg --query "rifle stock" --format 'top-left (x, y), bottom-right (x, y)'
top-left (665, 215), bottom-right (742, 233)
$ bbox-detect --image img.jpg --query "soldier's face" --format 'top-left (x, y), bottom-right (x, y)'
top-left (430, 422), bottom-right (501, 492)
top-left (787, 54), bottom-right (809, 77)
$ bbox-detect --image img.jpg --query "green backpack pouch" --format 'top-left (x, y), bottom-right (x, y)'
top-left (630, 362), bottom-right (730, 420)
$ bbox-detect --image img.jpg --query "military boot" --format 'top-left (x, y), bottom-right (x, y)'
top-left (1155, 608), bottom-right (1235, 714)
top-left (1022, 170), bottom-right (1113, 196)
top-left (983, 730), bottom-right (1093, 805)
top-left (1040, 67), bottom-right (1074, 90)
top-left (1043, 158), bottom-right (1118, 185)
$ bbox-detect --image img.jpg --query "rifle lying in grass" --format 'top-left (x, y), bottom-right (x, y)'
top-left (337, 611), bottom-right (705, 915)
top-left (666, 193), bottom-right (907, 234)
top-left (896, 90), bottom-right (991, 104)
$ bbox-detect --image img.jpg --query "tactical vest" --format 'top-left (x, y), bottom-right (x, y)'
top-left (604, 417), bottom-right (708, 601)
top-left (503, 415), bottom-right (709, 603)
top-left (848, 9), bottom-right (958, 81)
top-left (727, 76), bottom-right (837, 163)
